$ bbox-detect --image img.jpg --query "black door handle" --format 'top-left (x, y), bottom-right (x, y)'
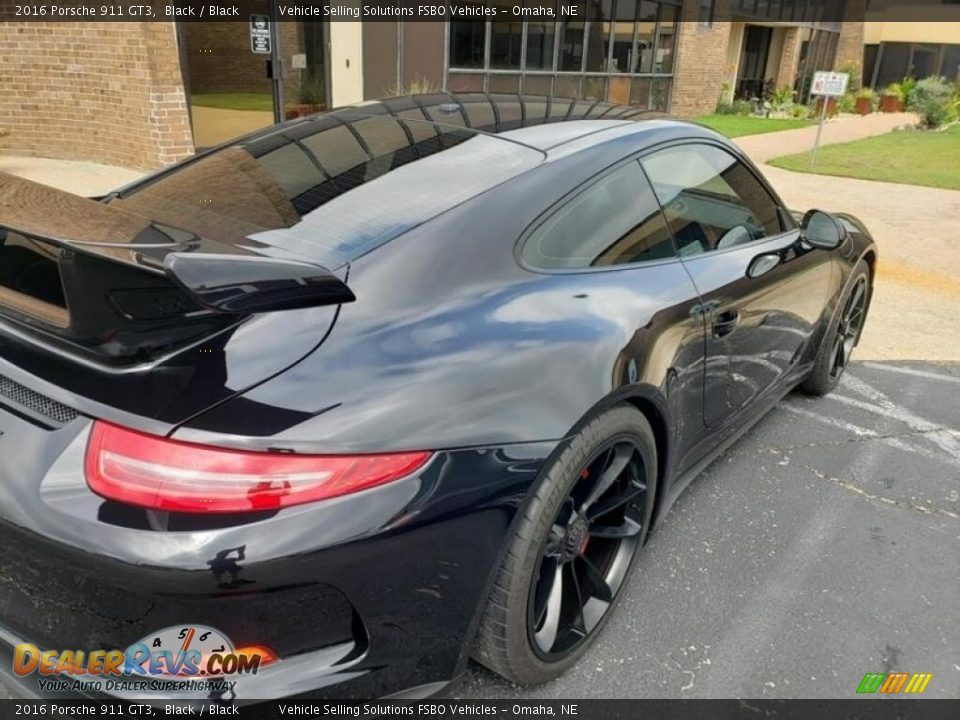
top-left (712, 309), bottom-right (740, 338)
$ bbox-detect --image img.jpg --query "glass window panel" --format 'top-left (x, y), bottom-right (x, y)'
top-left (521, 161), bottom-right (676, 269)
top-left (641, 145), bottom-right (783, 258)
top-left (583, 76), bottom-right (608, 100)
top-left (655, 3), bottom-right (680, 73)
top-left (558, 2), bottom-right (588, 71)
top-left (527, 3), bottom-right (558, 70)
top-left (630, 77), bottom-right (652, 107)
top-left (942, 45), bottom-right (960, 84)
top-left (585, 0), bottom-right (615, 71)
top-left (608, 76), bottom-right (631, 104)
top-left (651, 78), bottom-right (671, 110)
top-left (488, 75), bottom-right (521, 94)
top-left (524, 75), bottom-right (554, 96)
top-left (635, 1), bottom-right (658, 73)
top-left (448, 72), bottom-right (485, 93)
top-left (491, 1), bottom-right (523, 69)
top-left (449, 14), bottom-right (486, 69)
top-left (611, 0), bottom-right (637, 73)
top-left (555, 75), bottom-right (581, 98)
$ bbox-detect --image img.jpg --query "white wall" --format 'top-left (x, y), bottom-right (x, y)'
top-left (329, 21), bottom-right (364, 108)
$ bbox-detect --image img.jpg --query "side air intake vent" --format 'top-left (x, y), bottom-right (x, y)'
top-left (0, 373), bottom-right (80, 427)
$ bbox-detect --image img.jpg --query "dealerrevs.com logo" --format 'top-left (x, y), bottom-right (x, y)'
top-left (13, 625), bottom-right (274, 695)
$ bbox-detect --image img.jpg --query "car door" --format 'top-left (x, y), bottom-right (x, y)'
top-left (640, 142), bottom-right (833, 429)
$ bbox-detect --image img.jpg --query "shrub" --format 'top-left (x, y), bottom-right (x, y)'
top-left (912, 76), bottom-right (955, 128)
top-left (883, 82), bottom-right (904, 102)
top-left (792, 104), bottom-right (810, 118)
top-left (900, 77), bottom-right (918, 109)
top-left (716, 101), bottom-right (736, 115)
top-left (732, 99), bottom-right (753, 116)
top-left (837, 93), bottom-right (856, 114)
top-left (771, 86), bottom-right (795, 109)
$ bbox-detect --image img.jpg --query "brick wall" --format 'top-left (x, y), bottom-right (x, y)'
top-left (0, 22), bottom-right (194, 170)
top-left (775, 27), bottom-right (803, 91)
top-left (835, 2), bottom-right (867, 89)
top-left (670, 0), bottom-right (733, 117)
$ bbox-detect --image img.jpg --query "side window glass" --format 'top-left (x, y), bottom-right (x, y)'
top-left (522, 161), bottom-right (676, 270)
top-left (640, 145), bottom-right (784, 257)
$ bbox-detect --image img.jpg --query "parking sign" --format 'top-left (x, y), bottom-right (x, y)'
top-left (811, 71), bottom-right (850, 97)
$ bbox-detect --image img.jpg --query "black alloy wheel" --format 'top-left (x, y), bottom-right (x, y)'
top-left (800, 260), bottom-right (871, 397)
top-left (474, 405), bottom-right (657, 685)
top-left (528, 438), bottom-right (647, 658)
top-left (829, 275), bottom-right (868, 380)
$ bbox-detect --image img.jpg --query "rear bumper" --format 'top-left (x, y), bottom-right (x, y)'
top-left (0, 407), bottom-right (556, 700)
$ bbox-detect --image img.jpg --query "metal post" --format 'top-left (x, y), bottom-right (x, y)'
top-left (811, 93), bottom-right (829, 169)
top-left (269, 0), bottom-right (283, 124)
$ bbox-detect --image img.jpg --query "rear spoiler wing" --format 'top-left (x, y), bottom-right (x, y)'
top-left (164, 252), bottom-right (355, 314)
top-left (0, 222), bottom-right (354, 318)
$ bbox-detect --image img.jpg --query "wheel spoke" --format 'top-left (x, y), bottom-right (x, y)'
top-left (831, 335), bottom-right (845, 375)
top-left (588, 516), bottom-right (642, 539)
top-left (534, 560), bottom-right (564, 652)
top-left (848, 282), bottom-right (865, 318)
top-left (578, 555), bottom-right (614, 603)
top-left (566, 563), bottom-right (587, 637)
top-left (586, 480), bottom-right (646, 521)
top-left (544, 523), bottom-right (566, 558)
top-left (581, 443), bottom-right (632, 513)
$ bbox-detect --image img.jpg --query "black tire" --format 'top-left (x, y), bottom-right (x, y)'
top-left (800, 260), bottom-right (871, 396)
top-left (473, 405), bottom-right (657, 685)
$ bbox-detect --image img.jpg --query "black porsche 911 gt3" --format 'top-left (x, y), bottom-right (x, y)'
top-left (0, 94), bottom-right (874, 699)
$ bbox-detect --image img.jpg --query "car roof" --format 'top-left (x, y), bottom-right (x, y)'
top-left (110, 95), bottom-right (721, 269)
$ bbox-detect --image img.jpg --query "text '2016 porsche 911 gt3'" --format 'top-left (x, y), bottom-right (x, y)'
top-left (0, 94), bottom-right (874, 700)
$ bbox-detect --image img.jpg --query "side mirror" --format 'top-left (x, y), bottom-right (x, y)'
top-left (801, 209), bottom-right (845, 250)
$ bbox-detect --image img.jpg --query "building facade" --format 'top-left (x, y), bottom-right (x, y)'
top-left (860, 1), bottom-right (960, 85)
top-left (0, 0), bottom-right (889, 171)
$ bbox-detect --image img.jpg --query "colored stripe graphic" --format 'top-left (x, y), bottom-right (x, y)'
top-left (904, 673), bottom-right (933, 694)
top-left (858, 672), bottom-right (932, 694)
top-left (857, 673), bottom-right (885, 693)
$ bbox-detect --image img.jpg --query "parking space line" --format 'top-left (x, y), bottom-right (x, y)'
top-left (859, 362), bottom-right (960, 385)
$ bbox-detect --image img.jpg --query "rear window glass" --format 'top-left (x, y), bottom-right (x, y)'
top-left (114, 111), bottom-right (543, 267)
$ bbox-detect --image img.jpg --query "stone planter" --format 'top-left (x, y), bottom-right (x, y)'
top-left (879, 95), bottom-right (903, 113)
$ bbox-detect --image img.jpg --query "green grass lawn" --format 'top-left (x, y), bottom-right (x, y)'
top-left (768, 125), bottom-right (960, 191)
top-left (190, 92), bottom-right (274, 112)
top-left (694, 114), bottom-right (816, 138)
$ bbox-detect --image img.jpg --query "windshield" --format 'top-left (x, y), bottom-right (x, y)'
top-left (113, 110), bottom-right (544, 267)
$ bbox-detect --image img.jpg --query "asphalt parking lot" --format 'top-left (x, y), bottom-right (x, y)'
top-left (1, 361), bottom-right (957, 701)
top-left (458, 360), bottom-right (960, 699)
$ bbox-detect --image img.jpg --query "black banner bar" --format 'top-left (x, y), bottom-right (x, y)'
top-left (2, 0), bottom-right (960, 22)
top-left (1, 700), bottom-right (959, 720)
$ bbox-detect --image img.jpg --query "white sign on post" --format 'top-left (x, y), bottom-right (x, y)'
top-left (809, 71), bottom-right (850, 169)
top-left (810, 71), bottom-right (850, 97)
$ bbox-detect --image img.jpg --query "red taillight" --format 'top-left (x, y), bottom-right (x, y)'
top-left (85, 421), bottom-right (431, 514)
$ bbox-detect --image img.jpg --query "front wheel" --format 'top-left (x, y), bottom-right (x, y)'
top-left (800, 260), bottom-right (871, 396)
top-left (473, 405), bottom-right (657, 685)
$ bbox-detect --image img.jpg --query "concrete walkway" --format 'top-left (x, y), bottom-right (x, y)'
top-left (733, 111), bottom-right (960, 364)
top-left (735, 112), bottom-right (918, 163)
top-left (0, 155), bottom-right (144, 197)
